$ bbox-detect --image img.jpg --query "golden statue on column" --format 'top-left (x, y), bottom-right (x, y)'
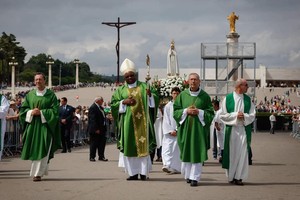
top-left (227, 12), bottom-right (239, 33)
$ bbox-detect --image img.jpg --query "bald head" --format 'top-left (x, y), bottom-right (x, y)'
top-left (235, 79), bottom-right (249, 94)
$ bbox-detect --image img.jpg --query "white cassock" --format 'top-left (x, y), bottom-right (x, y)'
top-left (154, 108), bottom-right (163, 148)
top-left (220, 92), bottom-right (256, 181)
top-left (0, 95), bottom-right (10, 161)
top-left (210, 109), bottom-right (224, 150)
top-left (162, 101), bottom-right (181, 172)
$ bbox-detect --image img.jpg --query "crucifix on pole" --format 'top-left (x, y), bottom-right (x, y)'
top-left (102, 17), bottom-right (136, 83)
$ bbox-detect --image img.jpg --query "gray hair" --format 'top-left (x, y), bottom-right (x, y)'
top-left (188, 73), bottom-right (200, 80)
top-left (94, 96), bottom-right (103, 102)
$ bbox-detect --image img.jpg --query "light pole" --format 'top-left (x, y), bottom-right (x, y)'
top-left (73, 59), bottom-right (80, 88)
top-left (59, 64), bottom-right (62, 86)
top-left (8, 57), bottom-right (18, 99)
top-left (46, 56), bottom-right (54, 88)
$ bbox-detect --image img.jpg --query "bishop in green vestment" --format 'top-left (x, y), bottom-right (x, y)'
top-left (173, 73), bottom-right (214, 186)
top-left (19, 73), bottom-right (60, 181)
top-left (111, 58), bottom-right (159, 181)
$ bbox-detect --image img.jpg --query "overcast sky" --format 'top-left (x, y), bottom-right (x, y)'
top-left (1, 0), bottom-right (300, 76)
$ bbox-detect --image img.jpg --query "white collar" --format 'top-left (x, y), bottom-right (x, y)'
top-left (127, 81), bottom-right (137, 88)
top-left (189, 88), bottom-right (201, 96)
top-left (36, 88), bottom-right (47, 96)
top-left (234, 91), bottom-right (243, 98)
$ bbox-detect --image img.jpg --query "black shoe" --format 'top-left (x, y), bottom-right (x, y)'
top-left (99, 157), bottom-right (108, 161)
top-left (229, 179), bottom-right (237, 184)
top-left (126, 174), bottom-right (138, 181)
top-left (68, 149), bottom-right (71, 153)
top-left (140, 174), bottom-right (147, 181)
top-left (155, 157), bottom-right (162, 162)
top-left (186, 179), bottom-right (191, 183)
top-left (190, 180), bottom-right (198, 187)
top-left (219, 157), bottom-right (223, 164)
top-left (61, 150), bottom-right (67, 153)
top-left (235, 179), bottom-right (244, 186)
top-left (90, 158), bottom-right (96, 162)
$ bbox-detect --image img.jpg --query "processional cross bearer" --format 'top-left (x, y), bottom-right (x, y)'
top-left (102, 17), bottom-right (136, 83)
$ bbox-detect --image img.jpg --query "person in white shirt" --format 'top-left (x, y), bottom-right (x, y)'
top-left (211, 99), bottom-right (224, 163)
top-left (269, 111), bottom-right (276, 134)
top-left (162, 87), bottom-right (181, 174)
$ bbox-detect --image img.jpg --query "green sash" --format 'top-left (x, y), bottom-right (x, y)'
top-left (222, 93), bottom-right (252, 169)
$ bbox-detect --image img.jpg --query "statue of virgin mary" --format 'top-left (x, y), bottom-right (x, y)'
top-left (167, 40), bottom-right (179, 77)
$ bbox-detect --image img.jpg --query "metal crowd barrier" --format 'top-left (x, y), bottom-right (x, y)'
top-left (105, 116), bottom-right (116, 143)
top-left (70, 119), bottom-right (89, 147)
top-left (291, 120), bottom-right (300, 139)
top-left (69, 116), bottom-right (116, 146)
top-left (3, 115), bottom-right (116, 158)
top-left (3, 119), bottom-right (22, 157)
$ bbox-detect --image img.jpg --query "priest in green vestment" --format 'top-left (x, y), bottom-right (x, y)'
top-left (219, 79), bottom-right (255, 186)
top-left (20, 72), bottom-right (60, 182)
top-left (111, 58), bottom-right (159, 181)
top-left (173, 73), bottom-right (214, 187)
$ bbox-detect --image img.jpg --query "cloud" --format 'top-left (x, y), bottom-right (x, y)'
top-left (289, 50), bottom-right (300, 62)
top-left (1, 0), bottom-right (300, 75)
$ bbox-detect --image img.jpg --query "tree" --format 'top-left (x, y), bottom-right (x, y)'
top-left (0, 32), bottom-right (27, 83)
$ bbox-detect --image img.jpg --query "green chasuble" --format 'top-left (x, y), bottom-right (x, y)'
top-left (20, 89), bottom-right (60, 161)
top-left (173, 89), bottom-right (214, 163)
top-left (111, 81), bottom-right (159, 157)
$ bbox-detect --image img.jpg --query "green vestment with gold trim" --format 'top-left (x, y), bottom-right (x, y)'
top-left (111, 81), bottom-right (159, 157)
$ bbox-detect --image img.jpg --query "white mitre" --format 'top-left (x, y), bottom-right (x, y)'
top-left (120, 58), bottom-right (136, 75)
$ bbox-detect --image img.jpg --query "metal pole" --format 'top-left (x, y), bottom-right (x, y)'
top-left (59, 64), bottom-right (62, 86)
top-left (46, 56), bottom-right (54, 88)
top-left (76, 63), bottom-right (79, 88)
top-left (9, 57), bottom-right (18, 99)
top-left (74, 59), bottom-right (80, 89)
top-left (48, 64), bottom-right (52, 88)
top-left (11, 65), bottom-right (15, 97)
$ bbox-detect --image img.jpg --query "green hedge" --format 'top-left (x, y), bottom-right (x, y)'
top-left (256, 112), bottom-right (292, 131)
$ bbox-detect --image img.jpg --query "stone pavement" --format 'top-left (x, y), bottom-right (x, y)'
top-left (1, 131), bottom-right (300, 200)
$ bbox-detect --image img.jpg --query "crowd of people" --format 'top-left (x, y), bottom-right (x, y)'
top-left (1, 81), bottom-right (117, 101)
top-left (256, 94), bottom-right (300, 114)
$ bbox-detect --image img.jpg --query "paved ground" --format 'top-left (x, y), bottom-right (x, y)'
top-left (1, 131), bottom-right (300, 200)
top-left (54, 86), bottom-right (115, 107)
